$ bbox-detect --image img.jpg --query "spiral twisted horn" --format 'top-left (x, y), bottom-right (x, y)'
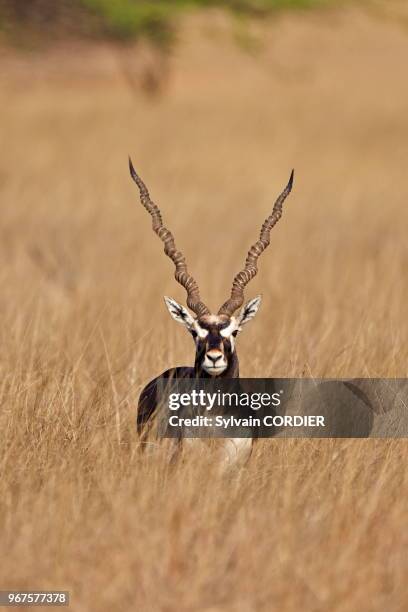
top-left (129, 157), bottom-right (210, 318)
top-left (218, 170), bottom-right (294, 316)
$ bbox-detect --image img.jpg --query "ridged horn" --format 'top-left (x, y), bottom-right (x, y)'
top-left (218, 170), bottom-right (294, 316)
top-left (129, 157), bottom-right (210, 317)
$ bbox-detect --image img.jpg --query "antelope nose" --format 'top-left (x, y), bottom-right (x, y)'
top-left (207, 352), bottom-right (222, 364)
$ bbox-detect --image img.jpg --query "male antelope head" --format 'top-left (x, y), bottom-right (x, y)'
top-left (129, 158), bottom-right (294, 377)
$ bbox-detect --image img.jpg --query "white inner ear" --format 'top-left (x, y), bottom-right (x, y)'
top-left (164, 296), bottom-right (195, 329)
top-left (238, 295), bottom-right (262, 326)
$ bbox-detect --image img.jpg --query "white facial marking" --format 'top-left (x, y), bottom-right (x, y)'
top-left (220, 317), bottom-right (239, 338)
top-left (202, 356), bottom-right (228, 376)
top-left (193, 322), bottom-right (209, 339)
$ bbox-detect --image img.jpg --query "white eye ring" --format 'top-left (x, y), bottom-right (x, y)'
top-left (220, 324), bottom-right (239, 338)
top-left (194, 325), bottom-right (208, 339)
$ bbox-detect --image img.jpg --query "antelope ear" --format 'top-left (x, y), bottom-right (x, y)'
top-left (164, 296), bottom-right (195, 329)
top-left (237, 296), bottom-right (262, 326)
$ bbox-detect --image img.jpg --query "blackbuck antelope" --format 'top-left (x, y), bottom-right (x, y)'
top-left (129, 158), bottom-right (294, 460)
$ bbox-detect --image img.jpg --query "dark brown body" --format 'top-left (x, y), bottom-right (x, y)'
top-left (137, 352), bottom-right (239, 435)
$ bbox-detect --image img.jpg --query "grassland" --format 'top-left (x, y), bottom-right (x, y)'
top-left (0, 4), bottom-right (408, 611)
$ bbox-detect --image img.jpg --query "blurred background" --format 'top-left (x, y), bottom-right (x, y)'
top-left (1, 0), bottom-right (407, 377)
top-left (1, 3), bottom-right (408, 609)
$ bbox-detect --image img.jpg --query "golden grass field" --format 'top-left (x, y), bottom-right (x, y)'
top-left (1, 4), bottom-right (408, 611)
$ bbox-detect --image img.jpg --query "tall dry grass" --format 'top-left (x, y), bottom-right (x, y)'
top-left (0, 6), bottom-right (407, 611)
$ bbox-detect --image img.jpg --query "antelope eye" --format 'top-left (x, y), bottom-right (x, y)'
top-left (232, 330), bottom-right (239, 338)
top-left (191, 330), bottom-right (198, 339)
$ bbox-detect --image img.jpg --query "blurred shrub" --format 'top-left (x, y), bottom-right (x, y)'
top-left (0, 0), bottom-right (336, 47)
